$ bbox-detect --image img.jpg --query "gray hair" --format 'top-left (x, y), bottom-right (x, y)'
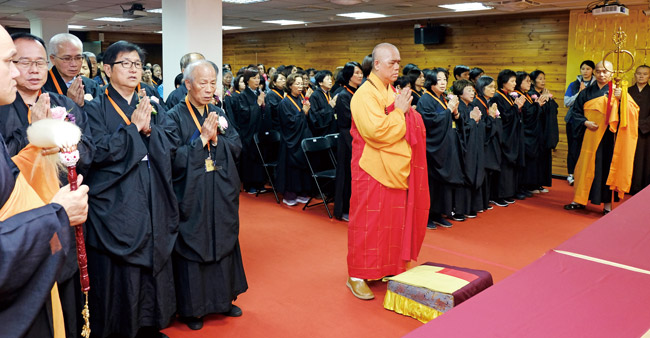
top-left (179, 52), bottom-right (205, 71)
top-left (49, 33), bottom-right (83, 56)
top-left (83, 51), bottom-right (96, 59)
top-left (183, 60), bottom-right (217, 83)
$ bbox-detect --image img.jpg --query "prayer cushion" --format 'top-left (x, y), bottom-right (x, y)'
top-left (383, 262), bottom-right (493, 323)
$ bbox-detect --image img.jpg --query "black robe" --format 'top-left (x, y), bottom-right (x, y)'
top-left (167, 102), bottom-right (248, 317)
top-left (265, 87), bottom-right (284, 132)
top-left (308, 87), bottom-right (337, 137)
top-left (165, 83), bottom-right (188, 110)
top-left (530, 88), bottom-right (559, 187)
top-left (417, 91), bottom-right (464, 216)
top-left (275, 94), bottom-right (313, 195)
top-left (411, 88), bottom-right (423, 107)
top-left (43, 66), bottom-right (101, 103)
top-left (223, 91), bottom-right (240, 132)
top-left (475, 95), bottom-right (502, 201)
top-left (234, 87), bottom-right (265, 190)
top-left (458, 100), bottom-right (487, 212)
top-left (0, 139), bottom-right (72, 338)
top-left (334, 85), bottom-right (355, 218)
top-left (629, 84), bottom-right (650, 194)
top-left (490, 90), bottom-right (524, 198)
top-left (0, 91), bottom-right (95, 337)
top-left (83, 84), bottom-right (178, 337)
top-left (567, 83), bottom-right (615, 204)
top-left (518, 91), bottom-right (543, 187)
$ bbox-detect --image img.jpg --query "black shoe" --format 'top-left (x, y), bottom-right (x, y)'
top-left (504, 198), bottom-right (516, 204)
top-left (179, 316), bottom-right (203, 330)
top-left (466, 212), bottom-right (477, 219)
top-left (564, 203), bottom-right (585, 211)
top-left (603, 209), bottom-right (611, 215)
top-left (450, 213), bottom-right (465, 222)
top-left (431, 215), bottom-right (453, 228)
top-left (515, 192), bottom-right (526, 200)
top-left (427, 221), bottom-right (437, 230)
top-left (486, 205), bottom-right (493, 210)
top-left (490, 199), bottom-right (508, 207)
top-left (223, 304), bottom-right (242, 317)
top-left (524, 190), bottom-right (533, 197)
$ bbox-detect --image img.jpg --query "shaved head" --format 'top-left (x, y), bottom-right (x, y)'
top-left (0, 25), bottom-right (20, 105)
top-left (371, 43), bottom-right (401, 85)
top-left (594, 61), bottom-right (613, 85)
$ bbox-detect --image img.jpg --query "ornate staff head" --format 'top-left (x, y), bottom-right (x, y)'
top-left (602, 26), bottom-right (636, 86)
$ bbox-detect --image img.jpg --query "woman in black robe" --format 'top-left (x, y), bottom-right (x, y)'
top-left (308, 70), bottom-right (337, 137)
top-left (224, 75), bottom-right (245, 132)
top-left (276, 73), bottom-right (313, 206)
top-left (407, 68), bottom-right (424, 107)
top-left (515, 71), bottom-right (546, 196)
top-left (474, 76), bottom-right (502, 207)
top-left (417, 68), bottom-right (464, 228)
top-left (333, 61), bottom-right (363, 221)
top-left (233, 68), bottom-right (266, 194)
top-left (265, 72), bottom-right (286, 132)
top-left (489, 69), bottom-right (526, 205)
top-left (529, 70), bottom-right (559, 190)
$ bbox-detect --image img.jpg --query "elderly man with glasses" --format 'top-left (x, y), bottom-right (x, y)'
top-left (43, 33), bottom-right (100, 107)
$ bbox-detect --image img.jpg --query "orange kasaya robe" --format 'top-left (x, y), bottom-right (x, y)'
top-left (1, 144), bottom-right (66, 338)
top-left (348, 73), bottom-right (430, 280)
top-left (573, 89), bottom-right (639, 205)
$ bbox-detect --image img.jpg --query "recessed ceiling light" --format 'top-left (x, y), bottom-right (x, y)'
top-left (155, 31), bottom-right (163, 34)
top-left (223, 0), bottom-right (268, 3)
top-left (146, 8), bottom-right (162, 13)
top-left (439, 2), bottom-right (493, 12)
top-left (223, 25), bottom-right (243, 30)
top-left (336, 12), bottom-right (387, 19)
top-left (68, 25), bottom-right (86, 29)
top-left (93, 17), bottom-right (134, 22)
top-left (262, 20), bottom-right (306, 25)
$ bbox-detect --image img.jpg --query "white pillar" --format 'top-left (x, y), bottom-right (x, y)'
top-left (162, 0), bottom-right (223, 100)
top-left (24, 11), bottom-right (73, 50)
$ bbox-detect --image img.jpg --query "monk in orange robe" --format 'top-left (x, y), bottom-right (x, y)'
top-left (564, 61), bottom-right (639, 214)
top-left (347, 43), bottom-right (429, 300)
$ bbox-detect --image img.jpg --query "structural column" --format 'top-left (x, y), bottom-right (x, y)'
top-left (162, 0), bottom-right (223, 99)
top-left (25, 11), bottom-right (74, 50)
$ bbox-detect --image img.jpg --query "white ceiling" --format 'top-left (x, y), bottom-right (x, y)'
top-left (0, 0), bottom-right (647, 34)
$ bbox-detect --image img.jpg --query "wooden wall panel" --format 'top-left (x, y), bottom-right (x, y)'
top-left (224, 11), bottom-right (571, 175)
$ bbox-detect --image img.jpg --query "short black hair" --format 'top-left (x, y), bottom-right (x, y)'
top-left (451, 79), bottom-right (474, 96)
top-left (103, 40), bottom-right (145, 66)
top-left (529, 70), bottom-right (545, 84)
top-left (233, 75), bottom-right (244, 91)
top-left (96, 52), bottom-right (104, 63)
top-left (402, 63), bottom-right (419, 76)
top-left (82, 53), bottom-right (93, 77)
top-left (361, 54), bottom-right (373, 78)
top-left (286, 73), bottom-right (302, 89)
top-left (475, 75), bottom-right (495, 97)
top-left (243, 68), bottom-right (259, 88)
top-left (10, 32), bottom-right (47, 53)
top-left (407, 69), bottom-right (422, 88)
top-left (497, 69), bottom-right (516, 90)
top-left (453, 65), bottom-right (470, 79)
top-left (314, 70), bottom-right (333, 86)
top-left (174, 73), bottom-right (184, 88)
top-left (270, 72), bottom-right (286, 90)
top-left (393, 76), bottom-right (410, 89)
top-left (515, 71), bottom-right (529, 92)
top-left (469, 67), bottom-right (484, 82)
top-left (424, 68), bottom-right (447, 90)
top-left (339, 61), bottom-right (361, 86)
top-left (580, 60), bottom-right (595, 70)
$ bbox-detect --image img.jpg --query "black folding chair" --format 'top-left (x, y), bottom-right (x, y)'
top-left (301, 136), bottom-right (337, 218)
top-left (324, 133), bottom-right (339, 166)
top-left (254, 130), bottom-right (281, 203)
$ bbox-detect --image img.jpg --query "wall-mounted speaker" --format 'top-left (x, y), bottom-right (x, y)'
top-left (414, 25), bottom-right (445, 45)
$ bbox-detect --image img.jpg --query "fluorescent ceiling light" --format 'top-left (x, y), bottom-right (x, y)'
top-left (263, 20), bottom-right (305, 25)
top-left (336, 12), bottom-right (387, 19)
top-left (223, 0), bottom-right (268, 3)
top-left (93, 17), bottom-right (134, 22)
top-left (439, 2), bottom-right (493, 11)
top-left (68, 25), bottom-right (86, 29)
top-left (155, 31), bottom-right (163, 34)
top-left (146, 8), bottom-right (162, 13)
top-left (223, 25), bottom-right (243, 30)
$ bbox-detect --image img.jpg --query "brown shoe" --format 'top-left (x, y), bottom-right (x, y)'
top-left (346, 278), bottom-right (375, 300)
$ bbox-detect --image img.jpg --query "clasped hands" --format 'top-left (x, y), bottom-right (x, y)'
top-left (200, 112), bottom-right (220, 147)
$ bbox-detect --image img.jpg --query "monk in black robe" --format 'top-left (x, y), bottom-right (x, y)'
top-left (164, 52), bottom-right (205, 109)
top-left (0, 24), bottom-right (90, 338)
top-left (43, 33), bottom-right (100, 106)
top-left (0, 33), bottom-right (96, 338)
top-left (529, 70), bottom-right (559, 189)
top-left (233, 68), bottom-right (266, 194)
top-left (308, 70), bottom-right (338, 136)
top-left (490, 70), bottom-right (526, 204)
top-left (417, 69), bottom-right (464, 228)
top-left (276, 73), bottom-right (313, 206)
top-left (333, 62), bottom-right (363, 220)
top-left (83, 41), bottom-right (178, 338)
top-left (167, 61), bottom-right (247, 330)
top-left (629, 65), bottom-right (650, 194)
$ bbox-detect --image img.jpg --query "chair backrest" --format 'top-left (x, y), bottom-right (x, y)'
top-left (324, 133), bottom-right (339, 165)
top-left (254, 130), bottom-right (282, 164)
top-left (301, 136), bottom-right (336, 175)
top-left (301, 136), bottom-right (331, 153)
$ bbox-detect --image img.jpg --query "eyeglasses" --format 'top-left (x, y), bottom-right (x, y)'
top-left (13, 59), bottom-right (48, 69)
top-left (53, 55), bottom-right (83, 63)
top-left (112, 60), bottom-right (143, 69)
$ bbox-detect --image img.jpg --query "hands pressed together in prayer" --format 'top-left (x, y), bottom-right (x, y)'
top-left (488, 103), bottom-right (498, 119)
top-left (515, 95), bottom-right (526, 109)
top-left (394, 88), bottom-right (413, 114)
top-left (31, 92), bottom-right (51, 123)
top-left (329, 94), bottom-right (338, 108)
top-left (257, 91), bottom-right (265, 107)
top-left (67, 76), bottom-right (85, 107)
top-left (132, 89), bottom-right (152, 136)
top-left (302, 100), bottom-right (311, 115)
top-left (470, 106), bottom-right (481, 123)
top-left (447, 94), bottom-right (460, 117)
top-left (50, 174), bottom-right (89, 226)
top-left (200, 112), bottom-right (220, 147)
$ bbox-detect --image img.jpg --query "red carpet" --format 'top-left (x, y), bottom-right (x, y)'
top-left (162, 179), bottom-right (604, 337)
